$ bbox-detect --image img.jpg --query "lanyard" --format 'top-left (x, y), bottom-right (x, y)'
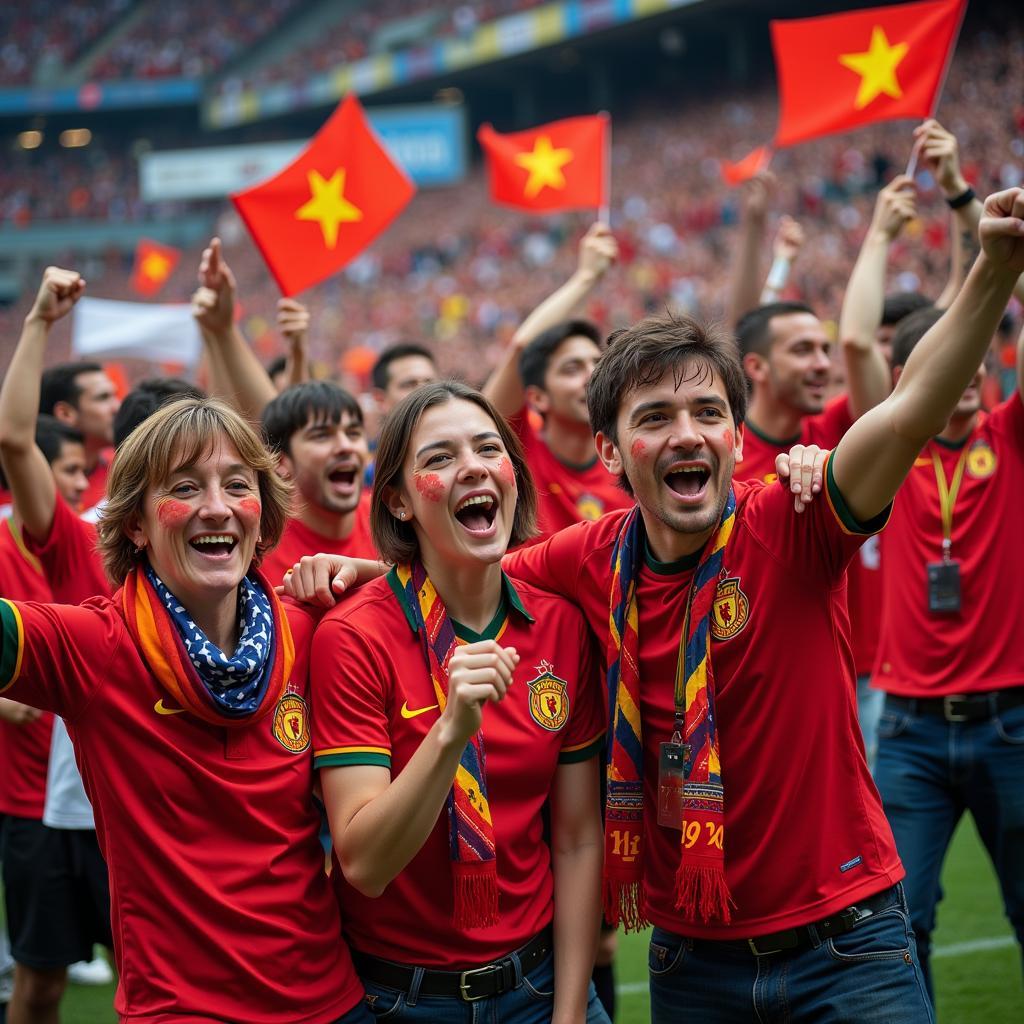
top-left (929, 444), bottom-right (970, 561)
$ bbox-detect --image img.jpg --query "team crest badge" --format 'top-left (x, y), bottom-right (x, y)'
top-left (528, 660), bottom-right (570, 731)
top-left (272, 692), bottom-right (310, 753)
top-left (710, 577), bottom-right (750, 641)
top-left (966, 441), bottom-right (996, 479)
top-left (576, 493), bottom-right (604, 521)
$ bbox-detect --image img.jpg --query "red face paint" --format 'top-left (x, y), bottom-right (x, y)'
top-left (156, 498), bottom-right (191, 529)
top-left (415, 473), bottom-right (445, 502)
top-left (723, 429), bottom-right (734, 449)
top-left (495, 457), bottom-right (516, 487)
top-left (237, 498), bottom-right (262, 526)
top-left (630, 439), bottom-right (647, 460)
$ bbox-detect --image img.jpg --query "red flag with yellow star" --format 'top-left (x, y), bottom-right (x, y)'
top-left (131, 238), bottom-right (181, 297)
top-left (231, 94), bottom-right (416, 296)
top-left (477, 115), bottom-right (608, 213)
top-left (771, 0), bottom-right (965, 148)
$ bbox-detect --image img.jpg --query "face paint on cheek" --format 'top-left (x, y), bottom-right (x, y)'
top-left (630, 439), bottom-right (648, 460)
top-left (723, 429), bottom-right (734, 449)
top-left (237, 497), bottom-right (262, 527)
top-left (414, 473), bottom-right (446, 502)
top-left (495, 457), bottom-right (516, 488)
top-left (156, 498), bottom-right (192, 529)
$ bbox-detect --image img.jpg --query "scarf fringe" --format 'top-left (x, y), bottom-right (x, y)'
top-left (673, 862), bottom-right (733, 924)
top-left (603, 876), bottom-right (650, 934)
top-left (452, 866), bottom-right (499, 929)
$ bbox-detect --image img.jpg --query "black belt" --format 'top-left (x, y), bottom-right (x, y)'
top-left (687, 886), bottom-right (898, 956)
top-left (886, 687), bottom-right (1024, 723)
top-left (352, 928), bottom-right (552, 1002)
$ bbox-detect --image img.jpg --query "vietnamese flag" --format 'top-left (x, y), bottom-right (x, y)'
top-left (131, 238), bottom-right (180, 297)
top-left (231, 94), bottom-right (416, 296)
top-left (477, 114), bottom-right (608, 213)
top-left (771, 0), bottom-right (966, 148)
top-left (720, 146), bottom-right (772, 187)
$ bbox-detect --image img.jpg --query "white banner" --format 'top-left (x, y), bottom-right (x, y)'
top-left (72, 297), bottom-right (202, 366)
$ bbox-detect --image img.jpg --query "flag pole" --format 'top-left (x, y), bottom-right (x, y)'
top-left (905, 136), bottom-right (923, 179)
top-left (598, 111), bottom-right (611, 225)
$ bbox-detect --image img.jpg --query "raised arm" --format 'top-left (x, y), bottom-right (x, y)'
top-left (935, 210), bottom-right (965, 310)
top-left (838, 175), bottom-right (916, 418)
top-left (482, 222), bottom-right (617, 417)
top-left (726, 171), bottom-right (773, 324)
top-left (1016, 318), bottom-right (1024, 405)
top-left (759, 215), bottom-right (804, 303)
top-left (276, 298), bottom-right (311, 388)
top-left (833, 187), bottom-right (1024, 521)
top-left (0, 268), bottom-right (84, 539)
top-left (191, 238), bottom-right (277, 422)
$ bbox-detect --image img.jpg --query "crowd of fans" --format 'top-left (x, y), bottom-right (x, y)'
top-left (1, 13), bottom-right (1021, 392)
top-left (0, 0), bottom-right (134, 87)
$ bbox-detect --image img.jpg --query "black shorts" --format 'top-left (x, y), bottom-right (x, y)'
top-left (1, 816), bottom-right (112, 970)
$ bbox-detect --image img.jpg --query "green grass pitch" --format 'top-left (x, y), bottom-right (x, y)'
top-left (59, 818), bottom-right (1020, 1023)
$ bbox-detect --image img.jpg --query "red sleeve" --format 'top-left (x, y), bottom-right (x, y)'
top-left (23, 497), bottom-right (110, 603)
top-left (559, 625), bottom-right (605, 764)
top-left (0, 598), bottom-right (120, 721)
top-left (311, 611), bottom-right (392, 770)
top-left (740, 455), bottom-right (890, 584)
top-left (502, 519), bottom-right (594, 603)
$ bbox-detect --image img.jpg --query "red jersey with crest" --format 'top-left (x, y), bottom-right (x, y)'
top-left (874, 393), bottom-right (1024, 697)
top-left (260, 494), bottom-right (375, 590)
top-left (312, 571), bottom-right (605, 966)
top-left (0, 518), bottom-right (53, 819)
top-left (0, 596), bottom-right (363, 1024)
top-left (509, 405), bottom-right (632, 538)
top-left (24, 493), bottom-right (110, 603)
top-left (81, 457), bottom-right (109, 513)
top-left (504, 465), bottom-right (902, 939)
top-left (735, 394), bottom-right (879, 676)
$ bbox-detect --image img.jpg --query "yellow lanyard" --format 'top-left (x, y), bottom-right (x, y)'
top-left (929, 444), bottom-right (970, 561)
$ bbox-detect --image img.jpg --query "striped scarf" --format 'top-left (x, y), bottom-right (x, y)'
top-left (395, 560), bottom-right (499, 929)
top-left (604, 494), bottom-right (736, 931)
top-left (121, 565), bottom-right (293, 727)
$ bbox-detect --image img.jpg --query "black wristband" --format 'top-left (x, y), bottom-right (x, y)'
top-left (946, 186), bottom-right (975, 210)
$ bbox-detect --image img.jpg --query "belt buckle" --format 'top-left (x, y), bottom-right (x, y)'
top-left (747, 937), bottom-right (784, 956)
top-left (943, 695), bottom-right (970, 722)
top-left (459, 965), bottom-right (493, 1002)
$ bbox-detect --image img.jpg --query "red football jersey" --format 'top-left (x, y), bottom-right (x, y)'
top-left (504, 468), bottom-right (903, 939)
top-left (875, 394), bottom-right (1024, 696)
top-left (23, 494), bottom-right (110, 603)
top-left (260, 495), bottom-right (376, 590)
top-left (0, 597), bottom-right (363, 1024)
top-left (509, 406), bottom-right (632, 538)
top-left (312, 571), bottom-right (605, 966)
top-left (81, 457), bottom-right (109, 512)
top-left (0, 518), bottom-right (53, 819)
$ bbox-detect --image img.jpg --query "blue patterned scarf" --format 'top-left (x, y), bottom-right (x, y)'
top-left (145, 566), bottom-right (275, 718)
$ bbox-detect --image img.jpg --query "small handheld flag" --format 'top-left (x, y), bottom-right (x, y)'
top-left (231, 95), bottom-right (416, 296)
top-left (478, 114), bottom-right (608, 214)
top-left (131, 239), bottom-right (181, 298)
top-left (720, 146), bottom-right (772, 187)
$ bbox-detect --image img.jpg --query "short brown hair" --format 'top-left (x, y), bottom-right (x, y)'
top-left (370, 381), bottom-right (537, 565)
top-left (587, 311), bottom-right (748, 446)
top-left (97, 398), bottom-right (291, 584)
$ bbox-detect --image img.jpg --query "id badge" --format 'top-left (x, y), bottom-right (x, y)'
top-left (657, 742), bottom-right (689, 829)
top-left (927, 559), bottom-right (961, 614)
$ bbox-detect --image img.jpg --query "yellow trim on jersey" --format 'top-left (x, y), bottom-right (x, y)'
top-left (3, 520), bottom-right (43, 576)
top-left (561, 730), bottom-right (606, 754)
top-left (314, 745), bottom-right (390, 758)
top-left (824, 452), bottom-right (891, 536)
top-left (0, 599), bottom-right (26, 691)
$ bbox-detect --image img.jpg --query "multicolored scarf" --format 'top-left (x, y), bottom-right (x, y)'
top-left (395, 560), bottom-right (499, 929)
top-left (121, 564), bottom-right (293, 727)
top-left (604, 494), bottom-right (736, 931)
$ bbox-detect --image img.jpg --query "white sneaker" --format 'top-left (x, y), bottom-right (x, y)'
top-left (68, 956), bottom-right (113, 985)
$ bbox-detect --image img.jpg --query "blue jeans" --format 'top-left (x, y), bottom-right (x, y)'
top-left (874, 697), bottom-right (1024, 999)
top-left (648, 885), bottom-right (933, 1023)
top-left (332, 1003), bottom-right (375, 1023)
top-left (857, 673), bottom-right (885, 772)
top-left (360, 950), bottom-right (610, 1023)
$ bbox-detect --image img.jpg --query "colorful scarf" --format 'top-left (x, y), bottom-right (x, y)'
top-left (604, 494), bottom-right (736, 931)
top-left (122, 564), bottom-right (293, 727)
top-left (395, 560), bottom-right (499, 929)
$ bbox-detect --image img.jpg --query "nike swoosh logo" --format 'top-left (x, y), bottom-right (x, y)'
top-left (154, 700), bottom-right (185, 716)
top-left (400, 701), bottom-right (439, 719)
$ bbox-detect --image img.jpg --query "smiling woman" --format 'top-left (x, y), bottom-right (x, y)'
top-left (310, 382), bottom-right (612, 1024)
top-left (0, 398), bottom-right (372, 1024)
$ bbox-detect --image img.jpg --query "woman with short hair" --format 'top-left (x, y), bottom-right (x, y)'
top-left (0, 397), bottom-right (368, 1024)
top-left (311, 381), bottom-right (610, 1023)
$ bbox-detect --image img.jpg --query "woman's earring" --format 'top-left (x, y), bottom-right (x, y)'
top-left (399, 512), bottom-right (407, 520)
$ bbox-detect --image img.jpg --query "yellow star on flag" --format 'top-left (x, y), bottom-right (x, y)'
top-left (514, 136), bottom-right (574, 199)
top-left (140, 251), bottom-right (171, 281)
top-left (838, 25), bottom-right (909, 110)
top-left (295, 169), bottom-right (362, 249)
